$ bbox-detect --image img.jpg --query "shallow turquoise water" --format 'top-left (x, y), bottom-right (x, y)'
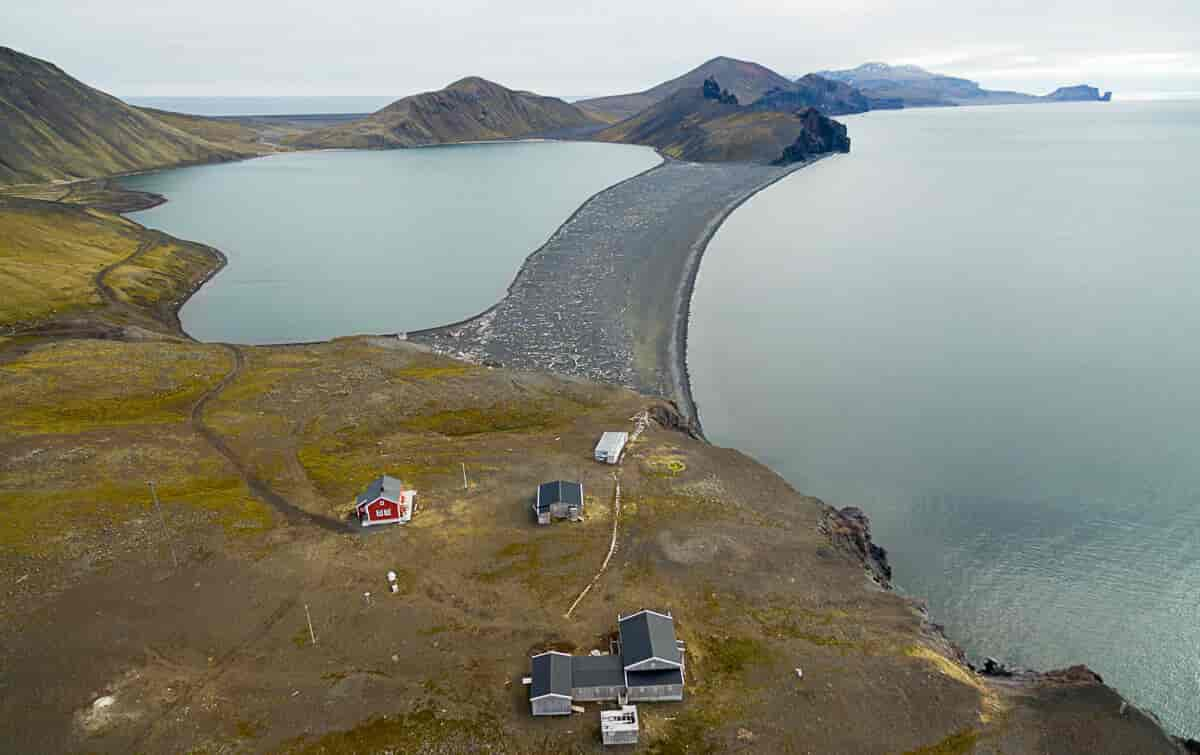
top-left (119, 141), bottom-right (659, 343)
top-left (688, 100), bottom-right (1200, 737)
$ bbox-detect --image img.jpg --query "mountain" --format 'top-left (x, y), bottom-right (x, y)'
top-left (597, 77), bottom-right (850, 164)
top-left (819, 62), bottom-right (1111, 107)
top-left (577, 56), bottom-right (796, 122)
top-left (285, 77), bottom-right (600, 149)
top-left (0, 46), bottom-right (258, 185)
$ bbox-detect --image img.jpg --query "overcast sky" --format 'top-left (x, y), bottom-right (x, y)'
top-left (7, 0), bottom-right (1199, 98)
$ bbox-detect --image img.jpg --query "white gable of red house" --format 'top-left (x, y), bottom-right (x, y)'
top-left (354, 475), bottom-right (415, 526)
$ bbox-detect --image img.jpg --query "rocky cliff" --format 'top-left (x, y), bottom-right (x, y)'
top-left (1046, 84), bottom-right (1113, 102)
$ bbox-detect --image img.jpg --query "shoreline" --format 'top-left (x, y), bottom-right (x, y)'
top-left (667, 154), bottom-right (830, 436)
top-left (409, 158), bottom-right (805, 419)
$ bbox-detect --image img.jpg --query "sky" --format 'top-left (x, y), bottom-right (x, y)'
top-left (6, 0), bottom-right (1199, 99)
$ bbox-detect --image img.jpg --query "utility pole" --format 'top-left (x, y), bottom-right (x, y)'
top-left (304, 603), bottom-right (318, 646)
top-left (462, 462), bottom-right (469, 490)
top-left (146, 481), bottom-right (178, 569)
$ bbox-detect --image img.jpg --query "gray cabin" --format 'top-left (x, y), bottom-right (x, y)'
top-left (528, 609), bottom-right (684, 716)
top-left (534, 480), bottom-right (583, 525)
top-left (530, 651), bottom-right (573, 716)
top-left (619, 609), bottom-right (685, 702)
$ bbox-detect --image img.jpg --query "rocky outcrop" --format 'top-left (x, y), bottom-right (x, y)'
top-left (820, 505), bottom-right (892, 586)
top-left (647, 401), bottom-right (704, 440)
top-left (773, 108), bottom-right (851, 165)
top-left (597, 79), bottom-right (852, 164)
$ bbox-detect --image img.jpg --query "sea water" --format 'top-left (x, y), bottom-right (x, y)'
top-left (688, 100), bottom-right (1200, 736)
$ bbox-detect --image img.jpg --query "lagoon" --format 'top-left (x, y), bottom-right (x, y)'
top-left (119, 141), bottom-right (659, 344)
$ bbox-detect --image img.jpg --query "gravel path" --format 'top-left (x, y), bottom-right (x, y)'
top-left (409, 158), bottom-right (809, 426)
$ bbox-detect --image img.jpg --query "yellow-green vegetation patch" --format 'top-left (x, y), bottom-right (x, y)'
top-left (901, 728), bottom-right (980, 755)
top-left (0, 434), bottom-right (273, 556)
top-left (298, 432), bottom-right (454, 505)
top-left (648, 705), bottom-right (721, 755)
top-left (905, 645), bottom-right (1003, 723)
top-left (643, 447), bottom-right (688, 477)
top-left (0, 340), bottom-right (230, 435)
top-left (624, 493), bottom-right (725, 525)
top-left (389, 361), bottom-right (477, 381)
top-left (700, 634), bottom-right (770, 676)
top-left (474, 541), bottom-right (542, 585)
top-left (281, 707), bottom-right (503, 754)
top-left (105, 235), bottom-right (217, 310)
top-left (0, 201), bottom-right (140, 324)
top-left (401, 403), bottom-right (562, 436)
top-left (749, 604), bottom-right (863, 650)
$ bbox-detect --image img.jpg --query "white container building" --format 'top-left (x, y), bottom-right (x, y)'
top-left (594, 432), bottom-right (628, 465)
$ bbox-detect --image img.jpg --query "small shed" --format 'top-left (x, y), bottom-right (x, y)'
top-left (594, 432), bottom-right (629, 465)
top-left (601, 705), bottom-right (639, 746)
top-left (354, 475), bottom-right (415, 527)
top-left (534, 480), bottom-right (583, 525)
top-left (530, 651), bottom-right (574, 716)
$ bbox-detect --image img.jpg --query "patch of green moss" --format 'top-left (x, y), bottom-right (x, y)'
top-left (648, 706), bottom-right (721, 755)
top-left (282, 706), bottom-right (503, 754)
top-left (0, 341), bottom-right (229, 435)
top-left (625, 493), bottom-right (724, 525)
top-left (474, 541), bottom-right (542, 584)
top-left (749, 605), bottom-right (862, 650)
top-left (390, 363), bottom-right (476, 381)
top-left (401, 404), bottom-right (561, 436)
top-left (902, 729), bottom-right (980, 755)
top-left (234, 717), bottom-right (264, 739)
top-left (297, 434), bottom-right (453, 502)
top-left (0, 475), bottom-right (271, 557)
top-left (703, 634), bottom-right (769, 675)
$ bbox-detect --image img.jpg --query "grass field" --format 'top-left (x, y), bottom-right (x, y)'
top-left (0, 198), bottom-right (221, 332)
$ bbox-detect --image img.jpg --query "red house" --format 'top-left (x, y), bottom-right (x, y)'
top-left (354, 475), bottom-right (415, 527)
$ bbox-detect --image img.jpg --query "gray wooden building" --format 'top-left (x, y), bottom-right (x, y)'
top-left (533, 480), bottom-right (583, 525)
top-left (528, 608), bottom-right (685, 717)
top-left (619, 609), bottom-right (685, 702)
top-left (571, 654), bottom-right (626, 701)
top-left (529, 651), bottom-right (573, 716)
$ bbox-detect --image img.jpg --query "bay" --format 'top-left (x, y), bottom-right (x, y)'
top-left (688, 100), bottom-right (1200, 737)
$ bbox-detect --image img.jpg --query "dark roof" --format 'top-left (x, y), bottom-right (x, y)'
top-left (571, 654), bottom-right (625, 689)
top-left (356, 475), bottom-right (404, 506)
top-left (530, 652), bottom-right (572, 699)
top-left (535, 480), bottom-right (583, 514)
top-left (626, 667), bottom-right (684, 687)
top-left (619, 610), bottom-right (681, 668)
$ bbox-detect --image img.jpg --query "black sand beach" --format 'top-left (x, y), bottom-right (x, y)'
top-left (410, 157), bottom-right (818, 427)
